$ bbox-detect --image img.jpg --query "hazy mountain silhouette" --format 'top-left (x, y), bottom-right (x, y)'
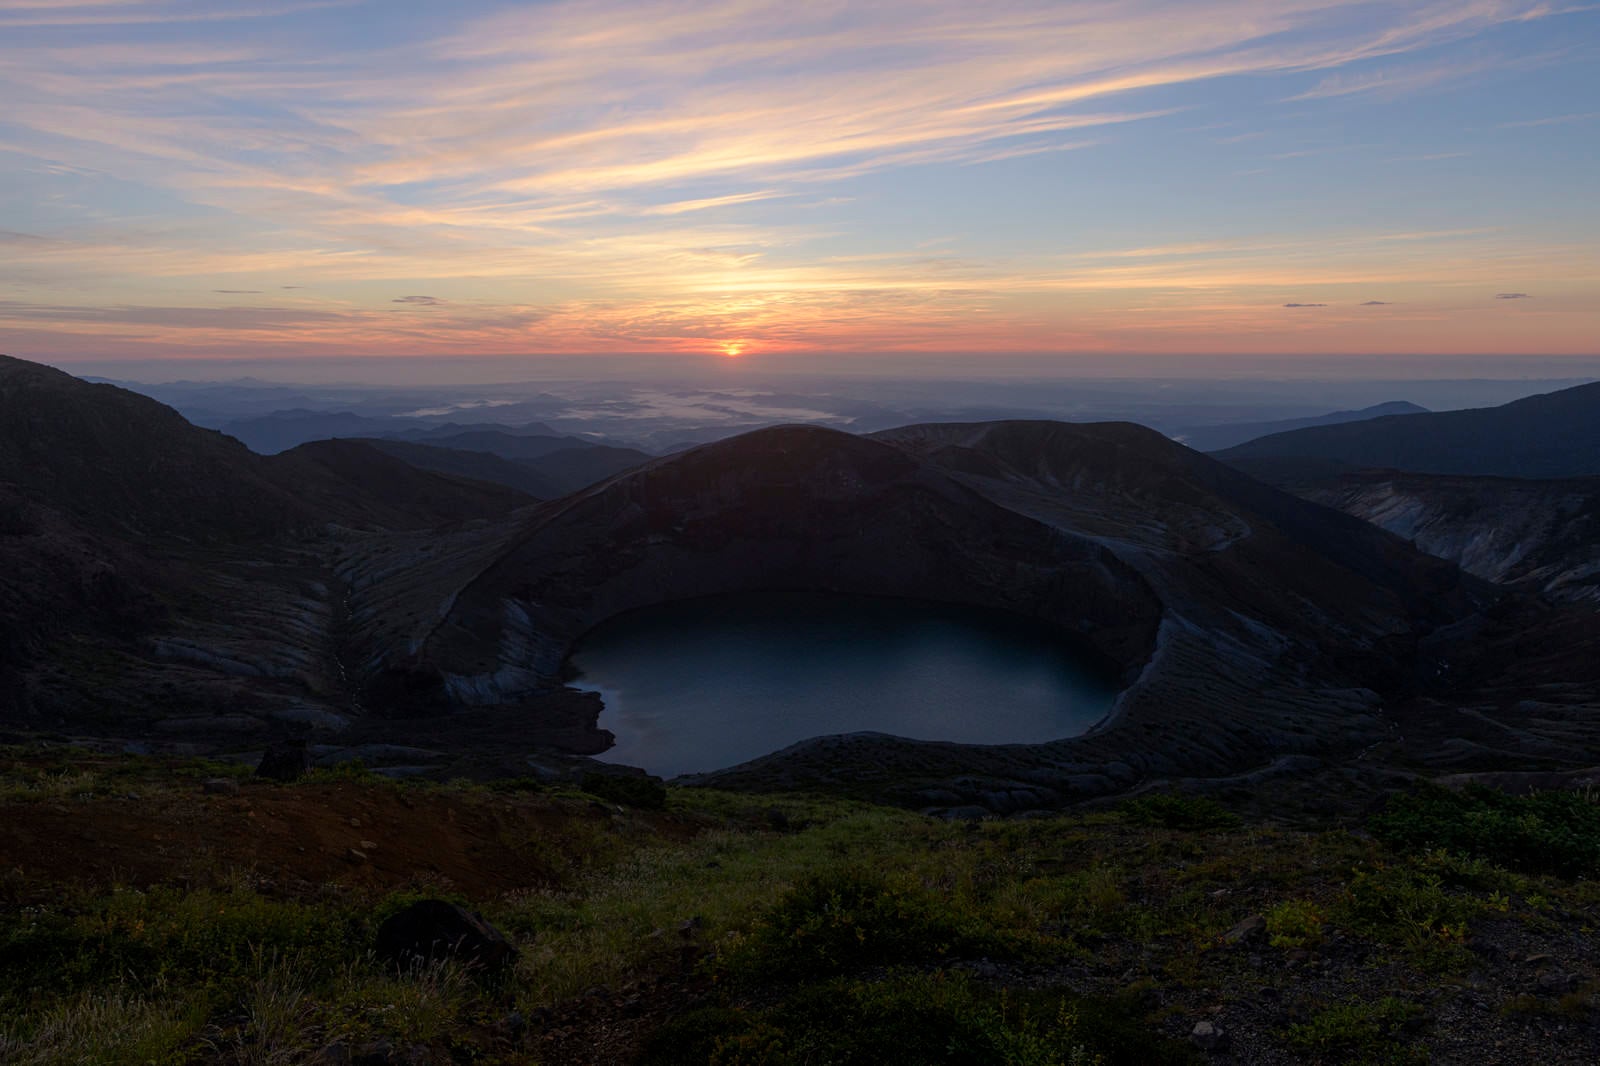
top-left (353, 438), bottom-right (563, 498)
top-left (1180, 400), bottom-right (1427, 453)
top-left (278, 439), bottom-right (534, 525)
top-left (393, 420), bottom-right (560, 441)
top-left (218, 410), bottom-right (427, 455)
top-left (1217, 382), bottom-right (1600, 477)
top-left (517, 444), bottom-right (652, 494)
top-left (405, 429), bottom-right (608, 461)
top-left (328, 437), bottom-right (652, 498)
top-left (216, 411), bottom-right (572, 455)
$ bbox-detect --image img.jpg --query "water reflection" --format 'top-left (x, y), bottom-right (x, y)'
top-left (567, 592), bottom-right (1118, 778)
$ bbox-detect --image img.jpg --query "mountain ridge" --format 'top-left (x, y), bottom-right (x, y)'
top-left (1217, 380), bottom-right (1600, 478)
top-left (1180, 400), bottom-right (1428, 453)
top-left (3, 356), bottom-right (1598, 813)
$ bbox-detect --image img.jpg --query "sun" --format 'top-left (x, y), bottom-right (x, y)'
top-left (718, 341), bottom-right (747, 358)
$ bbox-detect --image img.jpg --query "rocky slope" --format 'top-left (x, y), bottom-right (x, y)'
top-left (1268, 470), bottom-right (1600, 605)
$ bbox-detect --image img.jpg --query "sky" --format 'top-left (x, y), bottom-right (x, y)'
top-left (1, 0), bottom-right (1597, 372)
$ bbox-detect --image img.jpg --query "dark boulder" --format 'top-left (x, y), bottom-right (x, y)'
top-left (256, 737), bottom-right (311, 782)
top-left (375, 900), bottom-right (518, 971)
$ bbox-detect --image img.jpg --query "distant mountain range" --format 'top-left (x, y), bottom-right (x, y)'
top-left (215, 409), bottom-right (565, 454)
top-left (1217, 380), bottom-right (1600, 478)
top-left (1215, 381), bottom-right (1600, 603)
top-left (350, 438), bottom-right (651, 499)
top-left (213, 409), bottom-right (653, 497)
top-left (4, 353), bottom-right (1599, 808)
top-left (1180, 401), bottom-right (1428, 453)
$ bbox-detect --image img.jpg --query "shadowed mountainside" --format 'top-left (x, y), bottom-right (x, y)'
top-left (0, 355), bottom-right (534, 734)
top-left (1216, 381), bottom-right (1600, 478)
top-left (520, 443), bottom-right (654, 494)
top-left (0, 356), bottom-right (316, 541)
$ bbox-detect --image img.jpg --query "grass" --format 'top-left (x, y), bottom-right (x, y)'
top-left (0, 984), bottom-right (207, 1066)
top-left (1285, 997), bottom-right (1426, 1065)
top-left (1, 751), bottom-right (1598, 1062)
top-left (642, 972), bottom-right (1198, 1066)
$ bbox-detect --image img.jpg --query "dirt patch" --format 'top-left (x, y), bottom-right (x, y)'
top-left (0, 778), bottom-right (690, 902)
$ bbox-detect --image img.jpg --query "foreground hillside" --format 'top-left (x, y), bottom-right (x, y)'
top-left (2, 749), bottom-right (1599, 1065)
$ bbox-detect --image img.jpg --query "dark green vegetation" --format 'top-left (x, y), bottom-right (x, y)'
top-left (2, 751), bottom-right (1599, 1064)
top-left (1371, 784), bottom-right (1600, 878)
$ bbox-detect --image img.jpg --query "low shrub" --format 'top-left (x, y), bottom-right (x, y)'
top-left (1264, 898), bottom-right (1325, 949)
top-left (735, 869), bottom-right (975, 978)
top-left (581, 771), bottom-right (667, 810)
top-left (1336, 862), bottom-right (1484, 970)
top-left (1119, 793), bottom-right (1240, 831)
top-left (1370, 784), bottom-right (1600, 878)
top-left (1285, 996), bottom-right (1424, 1063)
top-left (487, 776), bottom-right (546, 794)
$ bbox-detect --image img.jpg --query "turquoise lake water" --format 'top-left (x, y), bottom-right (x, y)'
top-left (568, 592), bottom-right (1119, 778)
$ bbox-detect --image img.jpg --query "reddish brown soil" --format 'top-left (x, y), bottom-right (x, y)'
top-left (0, 778), bottom-right (687, 903)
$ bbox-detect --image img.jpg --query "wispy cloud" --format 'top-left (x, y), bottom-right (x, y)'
top-left (1497, 110), bottom-right (1599, 127)
top-left (1361, 300), bottom-right (1392, 305)
top-left (0, 0), bottom-right (1593, 360)
top-left (1288, 57), bottom-right (1494, 100)
top-left (1283, 302), bottom-right (1328, 307)
top-left (1495, 292), bottom-right (1532, 298)
top-left (0, 0), bottom-right (358, 28)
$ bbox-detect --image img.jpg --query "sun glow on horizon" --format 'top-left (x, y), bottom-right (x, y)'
top-left (0, 0), bottom-right (1595, 363)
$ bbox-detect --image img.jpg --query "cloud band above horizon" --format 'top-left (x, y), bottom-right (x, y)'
top-left (0, 0), bottom-right (1596, 362)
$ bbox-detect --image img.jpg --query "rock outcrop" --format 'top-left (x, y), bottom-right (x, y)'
top-left (1268, 470), bottom-right (1600, 605)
